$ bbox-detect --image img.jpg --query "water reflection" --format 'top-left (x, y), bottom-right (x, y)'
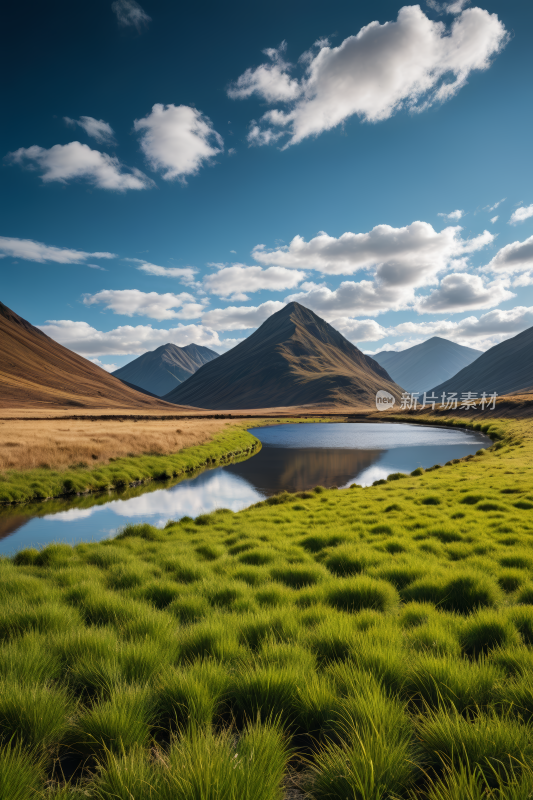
top-left (0, 422), bottom-right (490, 554)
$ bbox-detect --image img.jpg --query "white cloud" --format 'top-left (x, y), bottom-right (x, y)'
top-left (204, 264), bottom-right (307, 300)
top-left (39, 319), bottom-right (228, 356)
top-left (328, 318), bottom-right (389, 343)
top-left (392, 306), bottom-right (533, 350)
top-left (227, 41), bottom-right (301, 102)
top-left (285, 280), bottom-right (415, 318)
top-left (111, 0), bottom-right (151, 31)
top-left (509, 205), bottom-right (533, 225)
top-left (491, 215), bottom-right (499, 224)
top-left (365, 338), bottom-right (425, 355)
top-left (83, 289), bottom-right (207, 321)
top-left (8, 142), bottom-right (153, 191)
top-left (486, 198), bottom-right (505, 212)
top-left (0, 236), bottom-right (115, 264)
top-left (88, 357), bottom-right (118, 372)
top-left (438, 209), bottom-right (464, 220)
top-left (427, 0), bottom-right (470, 14)
top-left (415, 273), bottom-right (514, 313)
top-left (230, 6), bottom-right (507, 147)
top-left (258, 221), bottom-right (494, 319)
top-left (64, 116), bottom-right (116, 145)
top-left (486, 235), bottom-right (533, 276)
top-left (134, 104), bottom-right (223, 183)
top-left (253, 221), bottom-right (493, 280)
top-left (87, 264), bottom-right (108, 271)
top-left (126, 259), bottom-right (198, 285)
top-left (201, 301), bottom-right (285, 331)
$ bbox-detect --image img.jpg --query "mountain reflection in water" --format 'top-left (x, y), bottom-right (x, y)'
top-left (0, 422), bottom-right (491, 553)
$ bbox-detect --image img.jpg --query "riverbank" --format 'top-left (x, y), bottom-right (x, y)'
top-left (0, 417), bottom-right (327, 505)
top-left (3, 415), bottom-right (533, 797)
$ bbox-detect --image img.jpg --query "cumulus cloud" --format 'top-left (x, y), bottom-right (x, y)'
top-left (491, 215), bottom-right (499, 224)
top-left (427, 0), bottom-right (470, 14)
top-left (392, 305), bottom-right (533, 349)
top-left (125, 259), bottom-right (198, 285)
top-left (228, 42), bottom-right (301, 103)
top-left (229, 5), bottom-right (507, 147)
top-left (438, 209), bottom-right (464, 220)
top-left (365, 338), bottom-right (425, 355)
top-left (257, 221), bottom-right (494, 318)
top-left (285, 281), bottom-right (415, 318)
top-left (82, 289), bottom-right (207, 321)
top-left (486, 235), bottom-right (533, 276)
top-left (203, 264), bottom-right (307, 301)
top-left (7, 142), bottom-right (153, 191)
top-left (227, 42), bottom-right (300, 102)
top-left (111, 0), bottom-right (151, 31)
top-left (253, 221), bottom-right (493, 281)
top-left (0, 235), bottom-right (115, 264)
top-left (39, 319), bottom-right (228, 356)
top-left (201, 301), bottom-right (285, 331)
top-left (416, 273), bottom-right (514, 313)
top-left (509, 205), bottom-right (533, 225)
top-left (64, 116), bottom-right (116, 145)
top-left (134, 105), bottom-right (223, 183)
top-left (88, 357), bottom-right (118, 372)
top-left (328, 318), bottom-right (389, 343)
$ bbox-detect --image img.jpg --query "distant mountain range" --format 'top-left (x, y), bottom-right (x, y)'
top-left (164, 302), bottom-right (402, 409)
top-left (0, 301), bottom-right (173, 410)
top-left (432, 326), bottom-right (533, 397)
top-left (112, 343), bottom-right (219, 397)
top-left (373, 337), bottom-right (482, 394)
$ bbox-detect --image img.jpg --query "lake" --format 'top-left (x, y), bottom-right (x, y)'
top-left (0, 422), bottom-right (490, 554)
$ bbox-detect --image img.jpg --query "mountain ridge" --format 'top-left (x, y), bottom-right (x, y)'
top-left (0, 301), bottom-right (177, 410)
top-left (164, 302), bottom-right (403, 409)
top-left (112, 342), bottom-right (219, 397)
top-left (431, 326), bottom-right (533, 397)
top-left (372, 337), bottom-right (482, 394)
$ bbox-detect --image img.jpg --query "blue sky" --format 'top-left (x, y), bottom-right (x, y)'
top-left (2, 0), bottom-right (533, 371)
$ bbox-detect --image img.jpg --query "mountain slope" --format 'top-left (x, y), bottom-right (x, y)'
top-left (112, 343), bottom-right (219, 397)
top-left (0, 301), bottom-right (176, 410)
top-left (164, 302), bottom-right (402, 410)
top-left (373, 337), bottom-right (482, 394)
top-left (431, 326), bottom-right (533, 397)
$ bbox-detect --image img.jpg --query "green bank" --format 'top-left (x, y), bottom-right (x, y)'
top-left (3, 415), bottom-right (533, 798)
top-left (0, 418), bottom-right (325, 505)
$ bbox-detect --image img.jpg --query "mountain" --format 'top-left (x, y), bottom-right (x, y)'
top-left (372, 337), bottom-right (482, 394)
top-left (112, 343), bottom-right (219, 397)
top-left (431, 326), bottom-right (533, 398)
top-left (163, 302), bottom-right (402, 410)
top-left (0, 301), bottom-right (176, 410)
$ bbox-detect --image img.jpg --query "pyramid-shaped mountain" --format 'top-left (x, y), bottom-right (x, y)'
top-left (112, 342), bottom-right (219, 397)
top-left (373, 337), bottom-right (482, 394)
top-left (431, 325), bottom-right (533, 397)
top-left (164, 302), bottom-right (403, 409)
top-left (0, 301), bottom-right (174, 410)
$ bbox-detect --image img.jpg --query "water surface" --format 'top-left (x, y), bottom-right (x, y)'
top-left (0, 422), bottom-right (490, 554)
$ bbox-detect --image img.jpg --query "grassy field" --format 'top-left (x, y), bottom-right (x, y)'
top-left (0, 416), bottom-right (258, 473)
top-left (3, 414), bottom-right (533, 797)
top-left (0, 418), bottom-right (324, 504)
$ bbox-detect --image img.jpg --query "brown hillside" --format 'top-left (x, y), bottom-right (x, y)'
top-left (431, 324), bottom-right (533, 398)
top-left (0, 301), bottom-right (179, 411)
top-left (165, 302), bottom-right (403, 409)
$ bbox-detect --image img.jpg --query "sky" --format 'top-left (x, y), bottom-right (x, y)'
top-left (1, 0), bottom-right (533, 372)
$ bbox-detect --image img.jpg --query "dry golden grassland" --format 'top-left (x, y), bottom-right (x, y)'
top-left (0, 417), bottom-right (244, 472)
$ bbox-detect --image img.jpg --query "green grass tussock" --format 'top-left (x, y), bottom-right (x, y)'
top-left (3, 414), bottom-right (533, 796)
